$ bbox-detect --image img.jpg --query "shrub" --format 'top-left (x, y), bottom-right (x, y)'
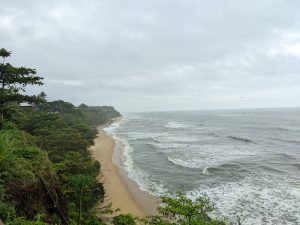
top-left (112, 214), bottom-right (136, 225)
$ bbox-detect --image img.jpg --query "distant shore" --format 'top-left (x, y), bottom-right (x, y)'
top-left (90, 117), bottom-right (158, 218)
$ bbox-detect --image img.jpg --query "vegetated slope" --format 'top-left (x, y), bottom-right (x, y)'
top-left (0, 101), bottom-right (121, 225)
top-left (0, 128), bottom-right (68, 224)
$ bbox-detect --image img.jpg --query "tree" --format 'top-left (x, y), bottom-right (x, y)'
top-left (152, 192), bottom-right (225, 225)
top-left (0, 48), bottom-right (44, 128)
top-left (66, 175), bottom-right (103, 225)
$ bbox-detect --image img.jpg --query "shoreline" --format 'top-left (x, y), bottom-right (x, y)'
top-left (90, 117), bottom-right (158, 218)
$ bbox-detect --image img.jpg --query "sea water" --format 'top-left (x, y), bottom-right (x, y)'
top-left (104, 108), bottom-right (300, 225)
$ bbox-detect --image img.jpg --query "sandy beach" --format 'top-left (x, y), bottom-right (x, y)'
top-left (90, 118), bottom-right (158, 218)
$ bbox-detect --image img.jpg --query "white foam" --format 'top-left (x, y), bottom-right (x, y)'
top-left (167, 157), bottom-right (202, 169)
top-left (151, 142), bottom-right (189, 150)
top-left (119, 136), bottom-right (168, 196)
top-left (165, 121), bottom-right (187, 129)
top-left (103, 122), bottom-right (121, 134)
top-left (125, 132), bottom-right (166, 141)
top-left (105, 122), bottom-right (168, 197)
top-left (161, 135), bottom-right (199, 143)
top-left (187, 175), bottom-right (300, 225)
top-left (202, 166), bottom-right (210, 175)
top-left (166, 145), bottom-right (258, 169)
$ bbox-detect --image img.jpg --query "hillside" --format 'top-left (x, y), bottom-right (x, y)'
top-left (0, 101), bottom-right (121, 225)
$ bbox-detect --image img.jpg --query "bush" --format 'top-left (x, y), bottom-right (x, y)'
top-left (143, 192), bottom-right (225, 225)
top-left (6, 216), bottom-right (48, 225)
top-left (0, 130), bottom-right (68, 223)
top-left (0, 185), bottom-right (16, 222)
top-left (112, 214), bottom-right (136, 225)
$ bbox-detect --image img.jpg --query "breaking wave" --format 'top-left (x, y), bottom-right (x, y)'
top-left (165, 121), bottom-right (187, 129)
top-left (103, 109), bottom-right (300, 225)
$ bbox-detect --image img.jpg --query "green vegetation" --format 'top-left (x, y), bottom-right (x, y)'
top-left (0, 100), bottom-right (121, 224)
top-left (0, 128), bottom-right (67, 224)
top-left (0, 48), bottom-right (44, 129)
top-left (112, 214), bottom-right (136, 225)
top-left (143, 192), bottom-right (225, 225)
top-left (0, 48), bottom-right (228, 224)
top-left (0, 49), bottom-right (119, 224)
top-left (0, 100), bottom-right (120, 225)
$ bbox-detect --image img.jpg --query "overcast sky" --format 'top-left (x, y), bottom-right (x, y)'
top-left (1, 0), bottom-right (300, 112)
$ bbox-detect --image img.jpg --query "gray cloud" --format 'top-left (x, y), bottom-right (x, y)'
top-left (1, 0), bottom-right (300, 112)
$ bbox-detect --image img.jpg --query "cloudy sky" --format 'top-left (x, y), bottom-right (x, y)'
top-left (1, 0), bottom-right (300, 112)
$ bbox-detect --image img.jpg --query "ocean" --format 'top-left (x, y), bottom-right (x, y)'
top-left (104, 108), bottom-right (300, 225)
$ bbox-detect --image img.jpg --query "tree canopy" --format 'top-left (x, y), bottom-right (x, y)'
top-left (143, 192), bottom-right (225, 225)
top-left (0, 48), bottom-right (44, 128)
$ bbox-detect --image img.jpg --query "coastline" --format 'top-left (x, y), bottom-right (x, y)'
top-left (90, 117), bottom-right (158, 218)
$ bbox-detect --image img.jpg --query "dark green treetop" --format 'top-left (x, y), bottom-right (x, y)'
top-left (0, 48), bottom-right (11, 61)
top-left (0, 48), bottom-right (44, 128)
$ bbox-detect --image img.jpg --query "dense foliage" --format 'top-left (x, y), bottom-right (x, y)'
top-left (0, 127), bottom-right (67, 224)
top-left (0, 101), bottom-right (121, 224)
